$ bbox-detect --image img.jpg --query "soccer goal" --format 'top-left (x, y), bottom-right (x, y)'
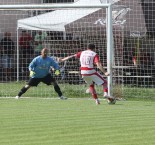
top-left (0, 1), bottom-right (154, 100)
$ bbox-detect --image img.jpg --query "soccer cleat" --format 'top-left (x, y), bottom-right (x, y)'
top-left (104, 92), bottom-right (108, 97)
top-left (103, 95), bottom-right (109, 99)
top-left (103, 95), bottom-right (114, 99)
top-left (15, 96), bottom-right (20, 99)
top-left (95, 99), bottom-right (100, 105)
top-left (107, 97), bottom-right (116, 104)
top-left (60, 96), bottom-right (67, 100)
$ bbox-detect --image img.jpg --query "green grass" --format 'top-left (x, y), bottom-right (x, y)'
top-left (0, 98), bottom-right (155, 145)
top-left (0, 81), bottom-right (155, 101)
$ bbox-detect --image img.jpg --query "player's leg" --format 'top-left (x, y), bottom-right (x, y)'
top-left (91, 72), bottom-right (108, 97)
top-left (89, 83), bottom-right (100, 105)
top-left (15, 84), bottom-right (31, 99)
top-left (92, 73), bottom-right (116, 104)
top-left (102, 80), bottom-right (108, 97)
top-left (83, 76), bottom-right (100, 105)
top-left (53, 81), bottom-right (67, 99)
top-left (15, 78), bottom-right (39, 99)
top-left (43, 74), bottom-right (67, 100)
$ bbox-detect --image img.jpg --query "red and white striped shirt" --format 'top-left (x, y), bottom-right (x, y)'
top-left (76, 50), bottom-right (99, 75)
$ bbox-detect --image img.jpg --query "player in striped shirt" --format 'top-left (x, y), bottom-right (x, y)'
top-left (73, 43), bottom-right (109, 105)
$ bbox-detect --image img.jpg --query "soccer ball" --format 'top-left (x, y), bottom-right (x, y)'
top-left (85, 88), bottom-right (90, 94)
top-left (107, 98), bottom-right (116, 105)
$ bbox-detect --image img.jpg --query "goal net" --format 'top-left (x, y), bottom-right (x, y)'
top-left (0, 0), bottom-right (155, 100)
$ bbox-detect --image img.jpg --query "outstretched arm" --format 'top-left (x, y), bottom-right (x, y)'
top-left (58, 54), bottom-right (76, 62)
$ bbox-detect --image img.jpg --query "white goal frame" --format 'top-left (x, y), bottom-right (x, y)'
top-left (0, 3), bottom-right (113, 97)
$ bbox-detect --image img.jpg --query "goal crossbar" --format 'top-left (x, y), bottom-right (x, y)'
top-left (0, 4), bottom-right (111, 10)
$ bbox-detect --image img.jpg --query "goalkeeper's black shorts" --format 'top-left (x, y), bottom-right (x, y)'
top-left (28, 74), bottom-right (56, 86)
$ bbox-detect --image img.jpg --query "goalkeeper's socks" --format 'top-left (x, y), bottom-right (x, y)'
top-left (54, 84), bottom-right (62, 97)
top-left (18, 87), bottom-right (28, 97)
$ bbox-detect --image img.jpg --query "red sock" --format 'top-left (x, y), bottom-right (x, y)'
top-left (92, 94), bottom-right (98, 100)
top-left (102, 83), bottom-right (108, 94)
top-left (104, 88), bottom-right (108, 93)
top-left (90, 84), bottom-right (98, 99)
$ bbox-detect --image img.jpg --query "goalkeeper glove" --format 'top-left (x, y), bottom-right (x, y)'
top-left (29, 71), bottom-right (35, 77)
top-left (55, 70), bottom-right (60, 76)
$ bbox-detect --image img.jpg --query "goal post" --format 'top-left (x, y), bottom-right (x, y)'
top-left (0, 1), bottom-right (155, 100)
top-left (106, 4), bottom-right (113, 97)
top-left (0, 3), bottom-right (114, 98)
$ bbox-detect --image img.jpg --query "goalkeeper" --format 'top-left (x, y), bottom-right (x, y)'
top-left (15, 48), bottom-right (67, 100)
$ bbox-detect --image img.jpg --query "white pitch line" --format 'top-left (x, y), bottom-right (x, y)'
top-left (0, 97), bottom-right (125, 101)
top-left (0, 97), bottom-right (99, 100)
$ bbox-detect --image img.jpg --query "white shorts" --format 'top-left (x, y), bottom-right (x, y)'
top-left (82, 72), bottom-right (107, 86)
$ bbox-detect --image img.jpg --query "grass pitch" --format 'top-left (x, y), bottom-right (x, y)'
top-left (0, 82), bottom-right (155, 100)
top-left (0, 98), bottom-right (155, 145)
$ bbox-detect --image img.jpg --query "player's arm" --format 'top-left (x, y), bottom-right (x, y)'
top-left (94, 54), bottom-right (109, 76)
top-left (50, 57), bottom-right (60, 69)
top-left (59, 54), bottom-right (76, 62)
top-left (96, 61), bottom-right (109, 76)
top-left (29, 58), bottom-right (37, 71)
top-left (29, 58), bottom-right (37, 77)
top-left (56, 52), bottom-right (80, 63)
top-left (50, 57), bottom-right (61, 75)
